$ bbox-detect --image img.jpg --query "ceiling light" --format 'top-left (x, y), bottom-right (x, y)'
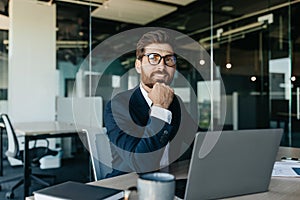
top-left (250, 76), bottom-right (257, 82)
top-left (177, 25), bottom-right (186, 30)
top-left (291, 76), bottom-right (296, 82)
top-left (225, 63), bottom-right (232, 69)
top-left (226, 40), bottom-right (232, 69)
top-left (199, 59), bottom-right (205, 66)
top-left (221, 5), bottom-right (234, 12)
top-left (79, 31), bottom-right (84, 36)
top-left (92, 0), bottom-right (177, 25)
top-left (54, 0), bottom-right (104, 7)
top-left (155, 0), bottom-right (196, 6)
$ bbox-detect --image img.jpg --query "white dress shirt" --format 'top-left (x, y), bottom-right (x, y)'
top-left (140, 84), bottom-right (170, 168)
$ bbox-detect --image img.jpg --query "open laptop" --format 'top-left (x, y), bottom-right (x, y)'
top-left (175, 128), bottom-right (283, 200)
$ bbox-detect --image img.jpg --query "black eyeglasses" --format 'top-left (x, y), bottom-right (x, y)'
top-left (142, 53), bottom-right (176, 67)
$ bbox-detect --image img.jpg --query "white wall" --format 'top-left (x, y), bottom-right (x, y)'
top-left (8, 0), bottom-right (56, 122)
top-left (0, 55), bottom-right (8, 89)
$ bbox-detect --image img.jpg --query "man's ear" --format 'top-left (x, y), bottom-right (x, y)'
top-left (135, 59), bottom-right (141, 74)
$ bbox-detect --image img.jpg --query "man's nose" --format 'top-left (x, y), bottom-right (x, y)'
top-left (156, 58), bottom-right (166, 70)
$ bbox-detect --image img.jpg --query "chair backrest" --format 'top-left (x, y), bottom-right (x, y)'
top-left (0, 114), bottom-right (19, 158)
top-left (85, 127), bottom-right (113, 181)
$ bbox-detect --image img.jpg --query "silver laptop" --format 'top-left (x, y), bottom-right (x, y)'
top-left (176, 128), bottom-right (283, 200)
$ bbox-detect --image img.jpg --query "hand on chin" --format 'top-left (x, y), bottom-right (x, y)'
top-left (143, 79), bottom-right (165, 93)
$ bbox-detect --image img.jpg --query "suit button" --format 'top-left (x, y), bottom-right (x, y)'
top-left (160, 130), bottom-right (169, 143)
top-left (160, 137), bottom-right (164, 143)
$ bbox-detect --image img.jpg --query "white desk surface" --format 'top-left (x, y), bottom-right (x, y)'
top-left (14, 121), bottom-right (87, 136)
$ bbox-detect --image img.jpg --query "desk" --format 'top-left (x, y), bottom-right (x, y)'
top-left (276, 146), bottom-right (300, 161)
top-left (14, 121), bottom-right (86, 198)
top-left (89, 161), bottom-right (300, 200)
top-left (26, 174), bottom-right (300, 200)
top-left (27, 147), bottom-right (300, 200)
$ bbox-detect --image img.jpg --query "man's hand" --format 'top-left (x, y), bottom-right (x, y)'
top-left (148, 82), bottom-right (174, 109)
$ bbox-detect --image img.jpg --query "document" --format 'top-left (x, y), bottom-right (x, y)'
top-left (272, 161), bottom-right (300, 177)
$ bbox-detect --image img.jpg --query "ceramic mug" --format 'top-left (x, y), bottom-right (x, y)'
top-left (137, 172), bottom-right (175, 200)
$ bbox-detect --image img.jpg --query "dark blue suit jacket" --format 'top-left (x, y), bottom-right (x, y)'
top-left (104, 86), bottom-right (198, 177)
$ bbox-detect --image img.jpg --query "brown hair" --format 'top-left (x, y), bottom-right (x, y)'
top-left (136, 30), bottom-right (175, 60)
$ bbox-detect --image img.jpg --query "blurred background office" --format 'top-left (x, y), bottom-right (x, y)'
top-left (0, 0), bottom-right (300, 199)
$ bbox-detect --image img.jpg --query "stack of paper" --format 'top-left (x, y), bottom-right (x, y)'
top-left (272, 161), bottom-right (300, 177)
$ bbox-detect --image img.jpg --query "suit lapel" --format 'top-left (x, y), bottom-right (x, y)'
top-left (129, 87), bottom-right (150, 126)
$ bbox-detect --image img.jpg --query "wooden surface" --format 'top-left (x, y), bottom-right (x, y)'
top-left (89, 166), bottom-right (300, 200)
top-left (276, 146), bottom-right (300, 161)
top-left (89, 148), bottom-right (300, 200)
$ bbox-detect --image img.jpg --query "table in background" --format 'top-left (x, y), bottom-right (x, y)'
top-left (14, 121), bottom-right (86, 198)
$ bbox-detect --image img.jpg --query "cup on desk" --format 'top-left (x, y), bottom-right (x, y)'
top-left (137, 172), bottom-right (175, 200)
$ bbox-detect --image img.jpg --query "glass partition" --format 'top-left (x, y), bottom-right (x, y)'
top-left (56, 0), bottom-right (299, 147)
top-left (210, 0), bottom-right (299, 147)
top-left (2, 0), bottom-right (300, 149)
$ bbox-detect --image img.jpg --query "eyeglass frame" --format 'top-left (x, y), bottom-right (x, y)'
top-left (139, 53), bottom-right (177, 67)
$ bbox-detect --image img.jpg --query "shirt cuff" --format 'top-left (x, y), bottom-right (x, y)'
top-left (150, 105), bottom-right (172, 124)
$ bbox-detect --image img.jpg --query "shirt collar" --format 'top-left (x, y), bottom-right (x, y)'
top-left (139, 83), bottom-right (152, 107)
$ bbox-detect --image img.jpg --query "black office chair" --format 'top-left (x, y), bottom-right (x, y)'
top-left (0, 113), bottom-right (59, 199)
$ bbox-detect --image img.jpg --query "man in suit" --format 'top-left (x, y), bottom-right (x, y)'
top-left (104, 30), bottom-right (199, 178)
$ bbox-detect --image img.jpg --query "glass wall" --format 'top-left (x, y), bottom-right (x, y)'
top-left (1, 0), bottom-right (300, 147)
top-left (41, 0), bottom-right (300, 147)
top-left (210, 0), bottom-right (299, 147)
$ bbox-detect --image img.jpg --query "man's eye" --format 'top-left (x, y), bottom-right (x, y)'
top-left (150, 55), bottom-right (159, 60)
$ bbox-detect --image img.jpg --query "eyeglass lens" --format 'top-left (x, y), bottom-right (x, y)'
top-left (146, 53), bottom-right (176, 67)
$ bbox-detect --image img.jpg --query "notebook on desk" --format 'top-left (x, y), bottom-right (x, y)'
top-left (33, 181), bottom-right (124, 200)
top-left (175, 128), bottom-right (283, 200)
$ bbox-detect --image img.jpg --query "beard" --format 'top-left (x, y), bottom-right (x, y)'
top-left (145, 80), bottom-right (164, 88)
top-left (144, 72), bottom-right (170, 88)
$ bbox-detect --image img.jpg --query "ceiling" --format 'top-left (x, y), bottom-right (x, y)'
top-left (1, 0), bottom-right (300, 65)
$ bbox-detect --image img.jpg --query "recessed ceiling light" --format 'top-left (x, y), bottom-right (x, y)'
top-left (199, 59), bottom-right (205, 65)
top-left (177, 25), bottom-right (186, 30)
top-left (226, 63), bottom-right (232, 69)
top-left (291, 76), bottom-right (296, 82)
top-left (250, 76), bottom-right (257, 82)
top-left (221, 5), bottom-right (234, 12)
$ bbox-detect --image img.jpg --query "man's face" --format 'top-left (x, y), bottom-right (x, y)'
top-left (135, 43), bottom-right (176, 89)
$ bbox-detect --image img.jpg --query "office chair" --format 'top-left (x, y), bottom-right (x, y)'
top-left (0, 114), bottom-right (59, 199)
top-left (85, 128), bottom-right (113, 181)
